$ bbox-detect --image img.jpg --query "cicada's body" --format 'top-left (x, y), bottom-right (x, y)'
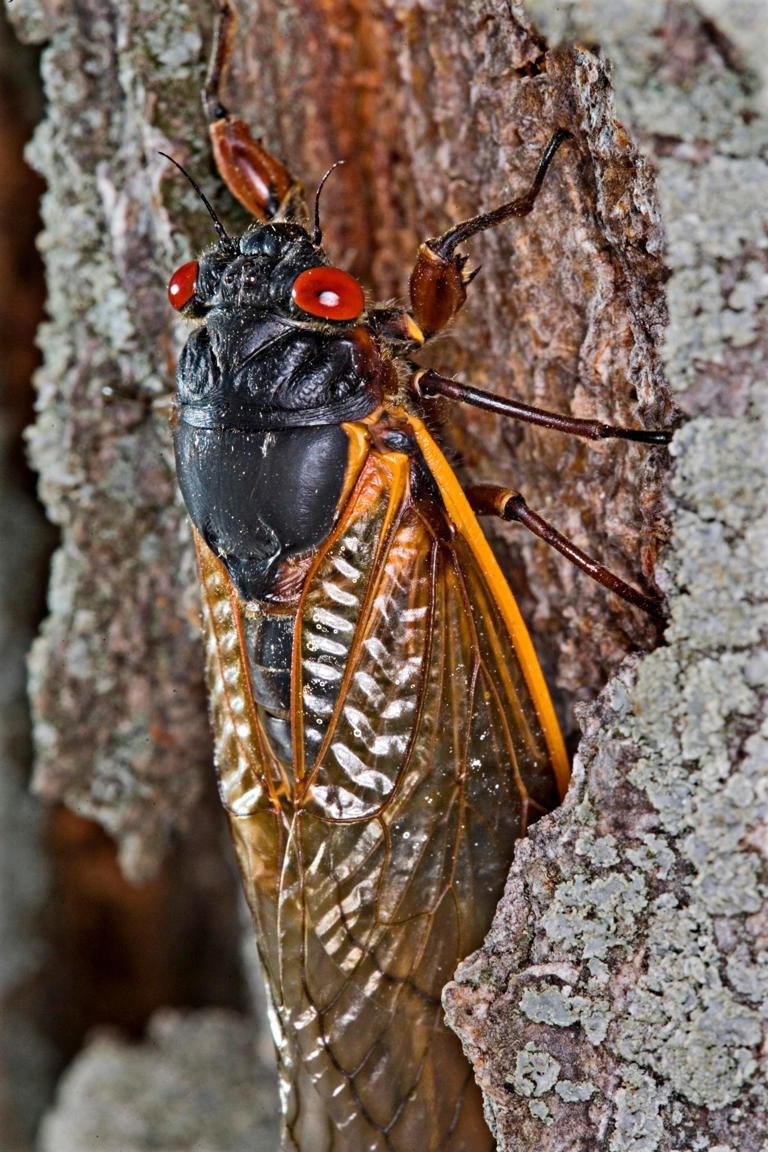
top-left (172, 216), bottom-right (567, 1150)
top-left (167, 4), bottom-right (666, 1146)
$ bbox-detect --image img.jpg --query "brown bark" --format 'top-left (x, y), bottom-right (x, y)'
top-left (10, 0), bottom-right (766, 1148)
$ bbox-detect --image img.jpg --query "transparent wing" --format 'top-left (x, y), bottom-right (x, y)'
top-left (271, 439), bottom-right (560, 1150)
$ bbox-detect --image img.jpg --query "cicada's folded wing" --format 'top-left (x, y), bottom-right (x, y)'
top-left (193, 530), bottom-right (292, 999)
top-left (193, 413), bottom-right (567, 1151)
top-left (269, 419), bottom-right (566, 1150)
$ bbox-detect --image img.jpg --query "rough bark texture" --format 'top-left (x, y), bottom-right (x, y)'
top-left (443, 2), bottom-right (768, 1150)
top-left (8, 0), bottom-right (765, 1147)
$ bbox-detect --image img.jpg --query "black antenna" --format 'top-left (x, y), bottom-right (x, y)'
top-left (158, 151), bottom-right (234, 249)
top-left (313, 160), bottom-right (345, 247)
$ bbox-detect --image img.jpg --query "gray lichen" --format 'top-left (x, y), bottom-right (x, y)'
top-left (510, 1043), bottom-right (562, 1098)
top-left (444, 2), bottom-right (768, 1149)
top-left (14, 0), bottom-right (217, 882)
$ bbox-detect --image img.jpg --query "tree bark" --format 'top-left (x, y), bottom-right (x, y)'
top-left (9, 0), bottom-right (766, 1148)
top-left (442, 3), bottom-right (768, 1149)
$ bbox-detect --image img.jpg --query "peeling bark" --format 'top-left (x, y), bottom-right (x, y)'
top-left (10, 0), bottom-right (766, 1147)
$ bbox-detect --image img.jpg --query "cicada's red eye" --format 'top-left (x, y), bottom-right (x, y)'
top-left (291, 266), bottom-right (365, 321)
top-left (168, 261), bottom-right (199, 310)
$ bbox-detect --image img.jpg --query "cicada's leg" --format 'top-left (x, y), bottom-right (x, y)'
top-left (204, 0), bottom-right (306, 222)
top-left (467, 483), bottom-right (665, 619)
top-left (367, 132), bottom-right (572, 351)
top-left (406, 129), bottom-right (571, 337)
top-left (413, 368), bottom-right (673, 446)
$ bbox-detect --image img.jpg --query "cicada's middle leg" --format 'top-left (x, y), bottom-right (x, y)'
top-left (204, 0), bottom-right (306, 223)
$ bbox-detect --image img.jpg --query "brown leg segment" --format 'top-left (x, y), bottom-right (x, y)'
top-left (408, 130), bottom-right (571, 336)
top-left (203, 0), bottom-right (306, 223)
top-left (467, 484), bottom-right (666, 620)
top-left (414, 368), bottom-right (672, 445)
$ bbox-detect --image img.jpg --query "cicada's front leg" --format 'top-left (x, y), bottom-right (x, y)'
top-left (408, 128), bottom-right (571, 336)
top-left (204, 0), bottom-right (306, 222)
top-left (368, 129), bottom-right (571, 352)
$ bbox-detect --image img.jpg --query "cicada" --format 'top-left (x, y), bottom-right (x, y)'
top-left (165, 4), bottom-right (668, 1148)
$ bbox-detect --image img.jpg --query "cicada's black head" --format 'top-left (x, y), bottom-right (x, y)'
top-left (168, 217), bottom-right (388, 429)
top-left (168, 221), bottom-right (366, 327)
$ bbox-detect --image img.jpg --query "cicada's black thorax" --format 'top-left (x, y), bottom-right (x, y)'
top-left (173, 221), bottom-right (391, 601)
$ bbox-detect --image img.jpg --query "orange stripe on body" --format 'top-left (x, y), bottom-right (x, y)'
top-left (404, 413), bottom-right (571, 799)
top-left (338, 420), bottom-right (372, 513)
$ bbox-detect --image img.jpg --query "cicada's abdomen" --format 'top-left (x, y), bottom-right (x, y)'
top-left (241, 610), bottom-right (294, 765)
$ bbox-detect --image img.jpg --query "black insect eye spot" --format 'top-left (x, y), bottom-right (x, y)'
top-left (224, 273), bottom-right (234, 284)
top-left (246, 275), bottom-right (257, 285)
top-left (381, 430), bottom-right (414, 454)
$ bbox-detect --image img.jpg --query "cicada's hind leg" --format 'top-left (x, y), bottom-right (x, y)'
top-left (466, 483), bottom-right (666, 619)
top-left (204, 0), bottom-right (307, 223)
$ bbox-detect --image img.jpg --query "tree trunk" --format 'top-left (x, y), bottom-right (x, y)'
top-left (9, 0), bottom-right (766, 1147)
